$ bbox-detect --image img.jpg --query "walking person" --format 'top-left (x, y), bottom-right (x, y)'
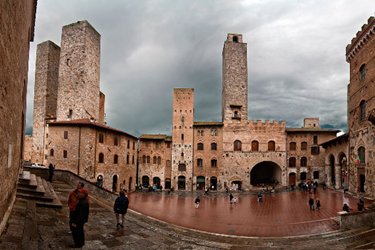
top-left (70, 189), bottom-right (89, 248)
top-left (316, 199), bottom-right (321, 210)
top-left (114, 190), bottom-right (129, 228)
top-left (257, 192), bottom-right (263, 203)
top-left (194, 196), bottom-right (201, 208)
top-left (48, 163), bottom-right (55, 182)
top-left (308, 197), bottom-right (315, 210)
top-left (229, 193), bottom-right (234, 204)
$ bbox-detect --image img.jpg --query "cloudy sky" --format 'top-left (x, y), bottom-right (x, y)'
top-left (26, 0), bottom-right (375, 136)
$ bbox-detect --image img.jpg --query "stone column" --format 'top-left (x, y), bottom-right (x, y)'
top-left (335, 163), bottom-right (341, 189)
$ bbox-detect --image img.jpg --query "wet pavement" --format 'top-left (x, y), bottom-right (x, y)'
top-left (128, 188), bottom-right (363, 237)
top-left (1, 181), bottom-right (375, 249)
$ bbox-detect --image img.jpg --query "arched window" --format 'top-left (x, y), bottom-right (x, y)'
top-left (289, 142), bottom-right (296, 151)
top-left (251, 140), bottom-right (259, 151)
top-left (142, 155), bottom-right (146, 164)
top-left (157, 156), bottom-right (161, 165)
top-left (234, 140), bottom-right (242, 151)
top-left (301, 142), bottom-right (307, 150)
top-left (300, 157), bottom-right (307, 167)
top-left (197, 158), bottom-right (203, 167)
top-left (98, 153), bottom-right (104, 163)
top-left (50, 149), bottom-right (54, 156)
top-left (358, 146), bottom-right (365, 165)
top-left (268, 141), bottom-right (275, 151)
top-left (211, 143), bottom-right (217, 150)
top-left (211, 159), bottom-right (217, 167)
top-left (197, 143), bottom-right (204, 150)
top-left (360, 100), bottom-right (366, 121)
top-left (98, 133), bottom-right (104, 143)
top-left (289, 157), bottom-right (296, 168)
top-left (153, 156), bottom-right (157, 164)
top-left (132, 155), bottom-right (135, 164)
top-left (147, 156), bottom-right (150, 163)
top-left (126, 154), bottom-right (130, 164)
top-left (360, 64), bottom-right (366, 81)
top-left (114, 154), bottom-right (118, 164)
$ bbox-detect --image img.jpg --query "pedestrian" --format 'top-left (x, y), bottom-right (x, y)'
top-left (114, 190), bottom-right (129, 228)
top-left (48, 163), bottom-right (55, 182)
top-left (194, 196), bottom-right (200, 208)
top-left (316, 199), bottom-right (321, 210)
top-left (343, 203), bottom-right (350, 212)
top-left (308, 197), bottom-right (315, 210)
top-left (357, 197), bottom-right (365, 211)
top-left (257, 192), bottom-right (263, 203)
top-left (229, 193), bottom-right (234, 204)
top-left (70, 189), bottom-right (89, 248)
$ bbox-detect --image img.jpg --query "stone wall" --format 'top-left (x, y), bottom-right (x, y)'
top-left (0, 0), bottom-right (36, 235)
top-left (31, 41), bottom-right (60, 163)
top-left (56, 20), bottom-right (101, 121)
top-left (23, 135), bottom-right (32, 162)
top-left (340, 210), bottom-right (375, 229)
top-left (347, 16), bottom-right (375, 198)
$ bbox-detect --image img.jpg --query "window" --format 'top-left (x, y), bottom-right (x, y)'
top-left (197, 158), bottom-right (203, 167)
top-left (211, 143), bottom-right (217, 150)
top-left (268, 141), bottom-right (275, 151)
top-left (132, 155), bottom-right (135, 164)
top-left (98, 153), bottom-right (104, 163)
top-left (300, 157), bottom-right (307, 167)
top-left (63, 150), bottom-right (68, 158)
top-left (181, 133), bottom-right (184, 141)
top-left (289, 142), bottom-right (296, 151)
top-left (127, 140), bottom-right (130, 149)
top-left (147, 156), bottom-right (150, 163)
top-left (167, 143), bottom-right (171, 148)
top-left (360, 64), bottom-right (366, 81)
top-left (233, 110), bottom-right (240, 119)
top-left (114, 154), bottom-right (118, 164)
top-left (126, 154), bottom-right (130, 164)
top-left (114, 136), bottom-right (119, 146)
top-left (234, 140), bottom-right (242, 151)
top-left (313, 171), bottom-right (319, 179)
top-left (358, 146), bottom-right (365, 165)
top-left (233, 36), bottom-right (238, 43)
top-left (142, 155), bottom-right (146, 164)
top-left (311, 146), bottom-right (320, 155)
top-left (197, 143), bottom-right (204, 150)
top-left (289, 157), bottom-right (296, 168)
top-left (64, 131), bottom-right (68, 139)
top-left (251, 140), bottom-right (259, 151)
top-left (313, 136), bottom-right (318, 145)
top-left (68, 109), bottom-right (73, 119)
top-left (50, 149), bottom-right (54, 156)
top-left (211, 128), bottom-right (218, 136)
top-left (178, 163), bottom-right (186, 171)
top-left (360, 100), bottom-right (366, 121)
top-left (99, 133), bottom-right (104, 143)
top-left (157, 156), bottom-right (161, 165)
top-left (198, 129), bottom-right (204, 136)
top-left (211, 159), bottom-right (217, 167)
top-left (301, 142), bottom-right (307, 151)
top-left (153, 156), bottom-right (157, 164)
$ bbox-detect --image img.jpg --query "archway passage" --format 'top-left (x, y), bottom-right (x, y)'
top-left (250, 161), bottom-right (281, 186)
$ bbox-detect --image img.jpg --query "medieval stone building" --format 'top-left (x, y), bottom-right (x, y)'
top-left (0, 0), bottom-right (37, 234)
top-left (30, 21), bottom-right (137, 192)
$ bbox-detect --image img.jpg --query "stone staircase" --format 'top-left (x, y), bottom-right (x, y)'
top-left (17, 171), bottom-right (62, 208)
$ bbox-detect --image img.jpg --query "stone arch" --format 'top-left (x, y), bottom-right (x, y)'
top-left (142, 175), bottom-right (150, 187)
top-left (112, 174), bottom-right (118, 192)
top-left (196, 176), bottom-right (205, 190)
top-left (96, 174), bottom-right (104, 187)
top-left (178, 175), bottom-right (186, 190)
top-left (250, 161), bottom-right (281, 186)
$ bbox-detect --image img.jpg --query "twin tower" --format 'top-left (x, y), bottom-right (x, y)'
top-left (32, 21), bottom-right (104, 163)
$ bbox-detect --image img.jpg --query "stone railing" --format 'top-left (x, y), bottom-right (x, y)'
top-left (339, 209), bottom-right (375, 229)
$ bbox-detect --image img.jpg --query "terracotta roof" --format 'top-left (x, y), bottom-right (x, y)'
top-left (320, 133), bottom-right (349, 148)
top-left (139, 134), bottom-right (170, 140)
top-left (194, 121), bottom-right (223, 126)
top-left (286, 128), bottom-right (340, 133)
top-left (47, 119), bottom-right (137, 139)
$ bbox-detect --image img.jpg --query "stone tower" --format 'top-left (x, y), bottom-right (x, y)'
top-left (222, 33), bottom-right (248, 122)
top-left (56, 20), bottom-right (101, 121)
top-left (346, 16), bottom-right (375, 196)
top-left (31, 41), bottom-right (60, 163)
top-left (171, 88), bottom-right (194, 191)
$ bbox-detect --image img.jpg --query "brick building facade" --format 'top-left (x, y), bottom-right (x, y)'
top-left (0, 0), bottom-right (37, 234)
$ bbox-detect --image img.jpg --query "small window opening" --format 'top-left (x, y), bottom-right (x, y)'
top-left (233, 36), bottom-right (239, 43)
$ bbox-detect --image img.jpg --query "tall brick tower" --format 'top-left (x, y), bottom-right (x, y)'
top-left (171, 88), bottom-right (194, 191)
top-left (31, 41), bottom-right (60, 163)
top-left (346, 16), bottom-right (375, 197)
top-left (222, 34), bottom-right (248, 122)
top-left (56, 20), bottom-right (101, 121)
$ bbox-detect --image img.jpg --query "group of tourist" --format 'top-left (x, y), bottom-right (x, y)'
top-left (308, 197), bottom-right (321, 211)
top-left (67, 181), bottom-right (129, 248)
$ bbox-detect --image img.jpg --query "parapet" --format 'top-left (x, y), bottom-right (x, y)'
top-left (247, 119), bottom-right (286, 129)
top-left (346, 16), bottom-right (375, 63)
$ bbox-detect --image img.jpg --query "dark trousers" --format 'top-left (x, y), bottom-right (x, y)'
top-left (70, 222), bottom-right (85, 247)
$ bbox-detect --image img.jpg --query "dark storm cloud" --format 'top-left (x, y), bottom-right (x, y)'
top-left (26, 0), bottom-right (375, 136)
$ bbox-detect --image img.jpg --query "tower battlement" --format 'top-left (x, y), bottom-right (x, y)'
top-left (346, 16), bottom-right (375, 63)
top-left (247, 119), bottom-right (286, 130)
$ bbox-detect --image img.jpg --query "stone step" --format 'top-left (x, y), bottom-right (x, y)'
top-left (36, 179), bottom-right (63, 208)
top-left (18, 172), bottom-right (38, 189)
top-left (16, 192), bottom-right (54, 202)
top-left (17, 176), bottom-right (46, 196)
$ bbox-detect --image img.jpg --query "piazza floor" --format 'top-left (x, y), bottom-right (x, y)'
top-left (129, 188), bottom-right (365, 237)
